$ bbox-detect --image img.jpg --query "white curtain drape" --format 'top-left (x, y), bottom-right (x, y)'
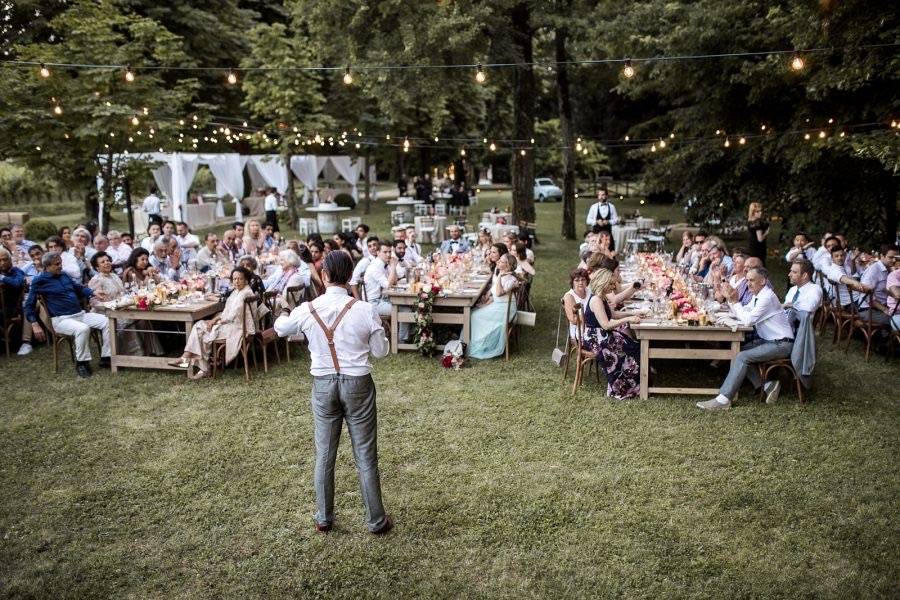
top-left (290, 155), bottom-right (327, 205)
top-left (329, 156), bottom-right (360, 200)
top-left (151, 164), bottom-right (173, 203)
top-left (249, 155), bottom-right (288, 194)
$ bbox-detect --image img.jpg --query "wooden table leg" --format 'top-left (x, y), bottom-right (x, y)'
top-left (639, 338), bottom-right (650, 400)
top-left (462, 306), bottom-right (471, 345)
top-left (390, 304), bottom-right (398, 354)
top-left (109, 315), bottom-right (118, 373)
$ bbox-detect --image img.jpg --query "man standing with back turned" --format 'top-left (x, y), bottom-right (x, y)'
top-left (274, 251), bottom-right (393, 535)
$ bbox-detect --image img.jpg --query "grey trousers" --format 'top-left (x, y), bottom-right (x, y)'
top-left (310, 373), bottom-right (388, 531)
top-left (719, 338), bottom-right (793, 400)
top-left (857, 309), bottom-right (891, 326)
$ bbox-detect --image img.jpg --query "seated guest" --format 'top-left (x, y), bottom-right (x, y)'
top-left (237, 256), bottom-right (266, 296)
top-left (596, 230), bottom-right (615, 259)
top-left (88, 251), bottom-right (160, 356)
top-left (122, 247), bottom-right (162, 287)
top-left (728, 250), bottom-right (747, 290)
top-left (887, 263), bottom-right (900, 331)
top-left (196, 232), bottom-right (227, 273)
top-left (562, 268), bottom-right (592, 341)
top-left (161, 220), bottom-right (176, 238)
top-left (363, 242), bottom-right (408, 339)
top-left (15, 246), bottom-right (46, 355)
top-left (262, 222), bottom-right (280, 252)
top-left (264, 249), bottom-right (308, 310)
top-left (121, 232), bottom-right (134, 248)
top-left (295, 243), bottom-right (323, 295)
top-left (517, 232), bottom-right (535, 264)
top-left (355, 224), bottom-right (371, 256)
top-left (731, 257), bottom-right (773, 305)
top-left (783, 259), bottom-right (823, 318)
top-left (812, 234), bottom-right (842, 272)
top-left (140, 222), bottom-right (163, 252)
top-left (697, 265), bottom-right (794, 410)
top-left (475, 228), bottom-right (494, 261)
top-left (148, 239), bottom-right (181, 281)
top-left (24, 251), bottom-right (111, 378)
top-left (514, 242), bottom-right (535, 278)
top-left (350, 237), bottom-right (381, 299)
top-left (487, 242), bottom-right (508, 272)
top-left (309, 240), bottom-right (325, 292)
top-left (676, 231), bottom-right (696, 268)
top-left (11, 224), bottom-right (35, 254)
top-left (440, 225), bottom-right (470, 254)
top-left (0, 247), bottom-right (26, 343)
top-left (58, 226), bottom-right (72, 248)
top-left (855, 244), bottom-right (899, 326)
top-left (106, 230), bottom-right (133, 269)
top-left (582, 267), bottom-right (642, 399)
top-left (785, 233), bottom-right (816, 263)
top-left (243, 219), bottom-right (265, 256)
top-left (175, 222), bottom-right (200, 263)
top-left (469, 253), bottom-right (520, 359)
top-left (822, 246), bottom-right (855, 309)
top-left (220, 229), bottom-right (245, 264)
top-left (333, 232), bottom-right (362, 260)
top-left (45, 235), bottom-right (82, 284)
top-left (392, 239), bottom-right (414, 283)
top-left (404, 227), bottom-right (422, 264)
top-left (169, 267), bottom-right (256, 379)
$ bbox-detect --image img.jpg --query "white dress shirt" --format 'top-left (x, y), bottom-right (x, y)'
top-left (264, 193), bottom-right (279, 212)
top-left (176, 233), bottom-right (200, 250)
top-left (59, 250), bottom-right (83, 284)
top-left (349, 256), bottom-right (372, 286)
top-left (142, 194), bottom-right (161, 215)
top-left (858, 260), bottom-right (889, 310)
top-left (728, 286), bottom-right (794, 341)
top-left (363, 258), bottom-right (390, 303)
top-left (274, 286), bottom-right (388, 376)
top-left (140, 235), bottom-right (160, 252)
top-left (784, 281), bottom-right (823, 313)
top-left (585, 201), bottom-right (619, 226)
top-left (405, 243), bottom-right (422, 264)
top-left (109, 242), bottom-right (133, 267)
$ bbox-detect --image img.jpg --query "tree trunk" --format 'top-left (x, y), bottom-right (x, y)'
top-left (285, 152), bottom-right (297, 230)
top-left (556, 24), bottom-right (577, 240)
top-left (396, 146), bottom-right (406, 186)
top-left (511, 2), bottom-right (536, 225)
top-left (124, 175), bottom-right (135, 236)
top-left (363, 152), bottom-right (372, 215)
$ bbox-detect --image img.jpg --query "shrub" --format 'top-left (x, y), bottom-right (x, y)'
top-left (333, 193), bottom-right (356, 209)
top-left (24, 219), bottom-right (58, 243)
top-left (0, 162), bottom-right (53, 205)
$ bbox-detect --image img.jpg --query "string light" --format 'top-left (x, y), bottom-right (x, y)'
top-left (434, 136), bottom-right (439, 142)
top-left (39, 63), bottom-right (50, 78)
top-left (475, 64), bottom-right (486, 83)
top-left (460, 148), bottom-right (466, 156)
top-left (818, 130), bottom-right (826, 138)
top-left (760, 124), bottom-right (766, 130)
top-left (624, 135), bottom-right (630, 142)
top-left (131, 116), bottom-right (139, 126)
top-left (723, 138), bottom-right (730, 147)
top-left (804, 133), bottom-right (811, 140)
top-left (622, 59), bottom-right (635, 79)
top-left (519, 149), bottom-right (526, 156)
top-left (489, 141), bottom-right (496, 152)
top-left (575, 141), bottom-right (583, 152)
top-left (738, 136), bottom-right (746, 144)
top-left (124, 66), bottom-right (135, 82)
top-left (343, 66), bottom-right (353, 85)
top-left (790, 55), bottom-right (805, 71)
top-left (403, 137), bottom-right (410, 152)
top-left (658, 139), bottom-right (666, 149)
top-left (53, 104), bottom-right (62, 116)
top-left (669, 132), bottom-right (675, 139)
top-left (227, 71), bottom-right (237, 85)
top-left (650, 144), bottom-right (657, 152)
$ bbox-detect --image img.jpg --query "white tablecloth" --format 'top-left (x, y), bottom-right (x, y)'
top-left (415, 215), bottom-right (447, 243)
top-left (482, 212), bottom-right (513, 224)
top-left (479, 222), bottom-right (519, 241)
top-left (613, 225), bottom-right (638, 251)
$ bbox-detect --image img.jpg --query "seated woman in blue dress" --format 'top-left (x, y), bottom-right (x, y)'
top-left (582, 268), bottom-right (642, 399)
top-left (468, 253), bottom-right (520, 359)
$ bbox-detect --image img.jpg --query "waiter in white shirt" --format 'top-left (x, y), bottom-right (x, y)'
top-left (263, 187), bottom-right (280, 232)
top-left (585, 190), bottom-right (619, 250)
top-left (274, 251), bottom-right (393, 535)
top-left (142, 186), bottom-right (162, 224)
top-left (697, 265), bottom-right (795, 410)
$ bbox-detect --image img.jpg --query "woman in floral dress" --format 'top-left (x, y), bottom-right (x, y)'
top-left (582, 268), bottom-right (642, 399)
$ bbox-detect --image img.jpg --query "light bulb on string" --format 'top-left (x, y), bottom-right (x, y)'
top-left (519, 149), bottom-right (526, 156)
top-left (475, 63), bottom-right (486, 83)
top-left (124, 66), bottom-right (135, 82)
top-left (460, 148), bottom-right (466, 157)
top-left (226, 71), bottom-right (238, 85)
top-left (39, 63), bottom-right (50, 78)
top-left (723, 138), bottom-right (730, 148)
top-left (624, 135), bottom-right (630, 142)
top-left (403, 137), bottom-right (410, 149)
top-left (489, 141), bottom-right (496, 152)
top-left (131, 116), bottom-right (139, 126)
top-left (804, 133), bottom-right (811, 140)
top-left (790, 55), bottom-right (805, 71)
top-left (818, 130), bottom-right (826, 138)
top-left (342, 66), bottom-right (353, 85)
top-left (761, 124), bottom-right (767, 131)
top-left (669, 132), bottom-right (675, 139)
top-left (658, 139), bottom-right (666, 149)
top-left (650, 144), bottom-right (657, 153)
top-left (738, 137), bottom-right (746, 145)
top-left (385, 134), bottom-right (391, 140)
top-left (839, 131), bottom-right (845, 137)
top-left (582, 148), bottom-right (588, 156)
top-left (622, 59), bottom-right (635, 79)
top-left (575, 141), bottom-right (583, 152)
top-left (355, 143), bottom-right (361, 149)
top-left (53, 104), bottom-right (62, 116)
top-left (242, 121), bottom-right (248, 127)
top-left (434, 136), bottom-right (439, 142)
top-left (530, 138), bottom-right (534, 144)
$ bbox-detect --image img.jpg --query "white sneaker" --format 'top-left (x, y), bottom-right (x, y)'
top-left (696, 397), bottom-right (731, 411)
top-left (764, 381), bottom-right (782, 404)
top-left (17, 343), bottom-right (32, 356)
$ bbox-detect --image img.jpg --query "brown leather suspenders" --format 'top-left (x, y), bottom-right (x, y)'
top-left (308, 299), bottom-right (357, 374)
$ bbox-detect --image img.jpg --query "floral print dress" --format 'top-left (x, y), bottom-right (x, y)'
top-left (582, 298), bottom-right (641, 399)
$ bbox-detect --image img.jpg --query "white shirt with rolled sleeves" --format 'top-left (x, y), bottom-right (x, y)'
top-left (728, 286), bottom-right (794, 341)
top-left (264, 193), bottom-right (279, 212)
top-left (585, 201), bottom-right (618, 226)
top-left (363, 258), bottom-right (390, 303)
top-left (858, 260), bottom-right (889, 310)
top-left (349, 256), bottom-right (372, 286)
top-left (784, 281), bottom-right (823, 313)
top-left (142, 194), bottom-right (161, 215)
top-left (274, 286), bottom-right (389, 376)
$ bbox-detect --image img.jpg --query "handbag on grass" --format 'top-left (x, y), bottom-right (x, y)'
top-left (551, 303), bottom-right (566, 367)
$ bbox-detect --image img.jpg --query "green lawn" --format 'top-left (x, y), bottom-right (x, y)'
top-left (1, 195), bottom-right (897, 598)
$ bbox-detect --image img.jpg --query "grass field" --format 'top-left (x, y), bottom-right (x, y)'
top-left (1, 193), bottom-right (897, 598)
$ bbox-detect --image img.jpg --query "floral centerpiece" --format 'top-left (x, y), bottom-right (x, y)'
top-left (414, 282), bottom-right (443, 356)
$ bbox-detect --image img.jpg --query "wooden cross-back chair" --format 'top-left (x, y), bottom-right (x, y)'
top-left (211, 295), bottom-right (257, 381)
top-left (1, 282), bottom-right (26, 357)
top-left (570, 303), bottom-right (603, 395)
top-left (503, 283), bottom-right (522, 362)
top-left (845, 290), bottom-right (890, 360)
top-left (35, 295), bottom-right (102, 373)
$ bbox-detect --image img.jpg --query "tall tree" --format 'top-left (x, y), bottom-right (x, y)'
top-left (509, 2), bottom-right (537, 224)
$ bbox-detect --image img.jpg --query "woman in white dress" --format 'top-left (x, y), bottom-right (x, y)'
top-left (169, 267), bottom-right (256, 379)
top-left (468, 253), bottom-right (520, 359)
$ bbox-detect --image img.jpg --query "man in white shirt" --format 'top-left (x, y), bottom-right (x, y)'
top-left (355, 224), bottom-right (371, 257)
top-left (175, 222), bottom-right (200, 263)
top-left (105, 230), bottom-right (133, 270)
top-left (273, 251), bottom-right (392, 535)
top-left (404, 226), bottom-right (422, 264)
top-left (585, 190), bottom-right (618, 249)
top-left (263, 187), bottom-right (280, 232)
top-left (195, 232), bottom-right (222, 273)
top-left (784, 259), bottom-right (823, 314)
top-left (698, 266), bottom-right (795, 410)
top-left (142, 186), bottom-right (162, 223)
top-left (349, 237), bottom-right (381, 298)
top-left (364, 241), bottom-right (410, 341)
top-left (785, 233), bottom-right (817, 263)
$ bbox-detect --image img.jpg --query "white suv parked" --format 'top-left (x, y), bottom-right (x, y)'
top-left (533, 177), bottom-right (563, 202)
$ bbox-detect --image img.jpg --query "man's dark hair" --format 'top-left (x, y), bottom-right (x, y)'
top-left (28, 244), bottom-right (44, 257)
top-left (230, 266), bottom-right (254, 285)
top-left (309, 240), bottom-right (325, 252)
top-left (366, 235), bottom-right (380, 245)
top-left (881, 244), bottom-right (899, 255)
top-left (150, 186), bottom-right (158, 194)
top-left (90, 251), bottom-right (110, 270)
top-left (45, 235), bottom-right (63, 248)
top-left (357, 223), bottom-right (370, 234)
top-left (792, 258), bottom-right (814, 279)
top-left (205, 232), bottom-right (217, 241)
top-left (696, 230), bottom-right (709, 239)
top-left (323, 250), bottom-right (353, 285)
top-left (731, 246), bottom-right (747, 257)
top-left (795, 232), bottom-right (809, 242)
top-left (177, 221), bottom-right (189, 229)
top-left (394, 238), bottom-right (406, 247)
top-left (263, 221), bottom-right (274, 229)
top-left (163, 220), bottom-right (176, 230)
top-left (379, 240), bottom-right (393, 250)
top-left (823, 235), bottom-right (841, 249)
top-left (232, 221), bottom-right (244, 230)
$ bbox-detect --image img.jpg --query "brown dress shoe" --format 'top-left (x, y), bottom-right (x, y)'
top-left (315, 521), bottom-right (332, 534)
top-left (371, 515), bottom-right (393, 536)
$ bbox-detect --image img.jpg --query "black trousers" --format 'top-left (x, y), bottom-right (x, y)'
top-left (265, 210), bottom-right (279, 232)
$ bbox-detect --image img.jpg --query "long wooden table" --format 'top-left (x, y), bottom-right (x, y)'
top-left (631, 321), bottom-right (751, 400)
top-left (385, 276), bottom-right (491, 353)
top-left (106, 299), bottom-right (224, 372)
